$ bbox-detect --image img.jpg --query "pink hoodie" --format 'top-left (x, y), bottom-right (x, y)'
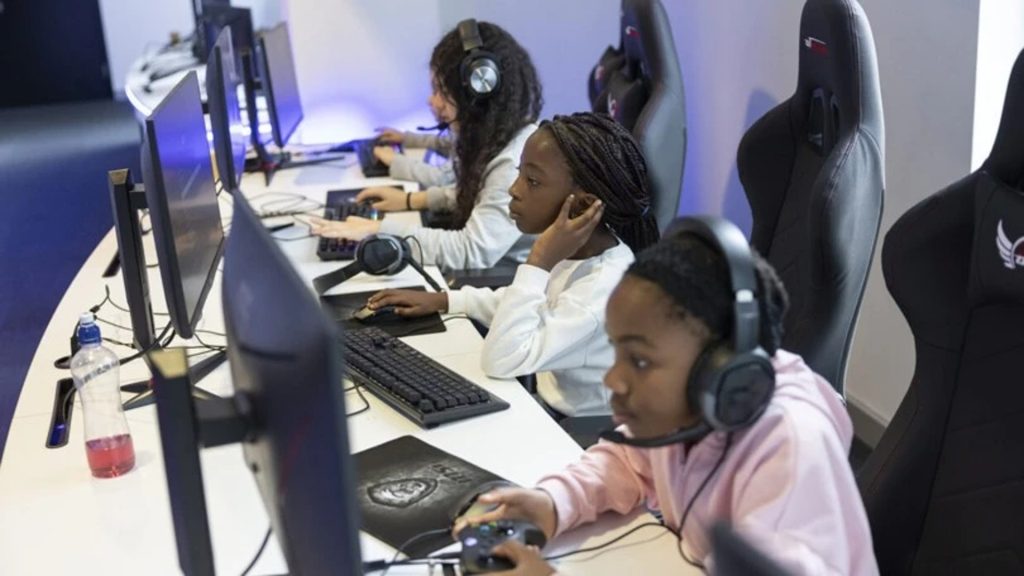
top-left (537, 350), bottom-right (878, 575)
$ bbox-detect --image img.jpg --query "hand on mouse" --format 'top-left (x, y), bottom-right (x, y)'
top-left (489, 541), bottom-right (555, 576)
top-left (374, 127), bottom-right (405, 144)
top-left (372, 145), bottom-right (397, 166)
top-left (307, 215), bottom-right (380, 241)
top-left (355, 187), bottom-right (421, 212)
top-left (453, 488), bottom-right (558, 542)
top-left (526, 194), bottom-right (604, 272)
top-left (367, 289), bottom-right (448, 318)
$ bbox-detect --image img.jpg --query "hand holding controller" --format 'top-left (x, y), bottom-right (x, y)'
top-left (458, 519), bottom-right (548, 574)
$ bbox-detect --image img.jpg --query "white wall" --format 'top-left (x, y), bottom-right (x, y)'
top-left (662, 1), bottom-right (802, 233)
top-left (98, 0), bottom-right (193, 97)
top-left (972, 0), bottom-right (1024, 169)
top-left (98, 0), bottom-right (282, 98)
top-left (844, 0), bottom-right (979, 428)
top-left (282, 0), bottom-right (618, 142)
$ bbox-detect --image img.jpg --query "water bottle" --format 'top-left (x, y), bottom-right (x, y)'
top-left (70, 311), bottom-right (136, 478)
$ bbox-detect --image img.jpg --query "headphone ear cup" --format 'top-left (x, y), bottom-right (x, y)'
top-left (687, 343), bottom-right (727, 427)
top-left (688, 345), bottom-right (775, 432)
top-left (357, 234), bottom-right (406, 275)
top-left (463, 53), bottom-right (500, 96)
top-left (713, 349), bottom-right (775, 431)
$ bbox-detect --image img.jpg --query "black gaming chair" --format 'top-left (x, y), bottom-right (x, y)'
top-left (857, 48), bottom-right (1024, 576)
top-left (736, 0), bottom-right (884, 395)
top-left (588, 0), bottom-right (686, 231)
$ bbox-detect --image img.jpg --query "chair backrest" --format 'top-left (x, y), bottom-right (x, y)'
top-left (736, 0), bottom-right (884, 394)
top-left (588, 0), bottom-right (686, 231)
top-left (857, 47), bottom-right (1024, 576)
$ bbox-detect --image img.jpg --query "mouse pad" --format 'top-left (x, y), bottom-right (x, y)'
top-left (355, 436), bottom-right (508, 558)
top-left (320, 286), bottom-right (446, 337)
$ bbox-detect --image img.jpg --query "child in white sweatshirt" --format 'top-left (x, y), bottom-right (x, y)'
top-left (364, 112), bottom-right (661, 417)
top-left (310, 21), bottom-right (543, 270)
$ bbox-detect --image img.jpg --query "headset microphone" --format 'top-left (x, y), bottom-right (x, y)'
top-left (599, 422), bottom-right (712, 448)
top-left (416, 122), bottom-right (450, 132)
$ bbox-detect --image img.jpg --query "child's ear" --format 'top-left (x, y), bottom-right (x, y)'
top-left (569, 192), bottom-right (600, 219)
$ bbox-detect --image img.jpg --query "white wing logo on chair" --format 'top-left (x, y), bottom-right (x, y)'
top-left (996, 220), bottom-right (1024, 269)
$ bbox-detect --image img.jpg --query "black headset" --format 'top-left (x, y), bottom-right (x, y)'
top-left (457, 19), bottom-right (501, 99)
top-left (601, 216), bottom-right (776, 448)
top-left (312, 234), bottom-right (443, 296)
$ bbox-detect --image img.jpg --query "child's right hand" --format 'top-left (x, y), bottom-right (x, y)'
top-left (453, 488), bottom-right (558, 542)
top-left (366, 289), bottom-right (448, 317)
top-left (375, 127), bottom-right (405, 144)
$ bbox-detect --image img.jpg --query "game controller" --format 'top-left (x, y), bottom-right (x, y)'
top-left (458, 519), bottom-right (547, 574)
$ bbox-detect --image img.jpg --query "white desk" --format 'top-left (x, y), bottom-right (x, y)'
top-left (0, 155), bottom-right (694, 574)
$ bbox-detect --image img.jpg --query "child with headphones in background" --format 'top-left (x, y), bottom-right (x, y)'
top-left (370, 125), bottom-right (455, 188)
top-left (364, 113), bottom-right (660, 418)
top-left (454, 219), bottom-right (878, 576)
top-left (310, 19), bottom-right (542, 270)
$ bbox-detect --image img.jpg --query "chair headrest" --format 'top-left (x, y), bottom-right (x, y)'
top-left (794, 0), bottom-right (883, 155)
top-left (593, 0), bottom-right (682, 129)
top-left (589, 46), bottom-right (627, 106)
top-left (970, 175), bottom-right (1024, 305)
top-left (981, 48), bottom-right (1024, 188)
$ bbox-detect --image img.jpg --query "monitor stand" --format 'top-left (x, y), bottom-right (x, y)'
top-left (108, 168), bottom-right (226, 411)
top-left (240, 51), bottom-right (350, 186)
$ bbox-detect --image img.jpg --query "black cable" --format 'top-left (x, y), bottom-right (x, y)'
top-left (375, 527), bottom-right (452, 576)
top-left (117, 324), bottom-right (174, 366)
top-left (673, 432), bottom-right (734, 569)
top-left (239, 526), bottom-right (272, 576)
top-left (192, 331), bottom-right (226, 352)
top-left (403, 235), bottom-right (426, 268)
top-left (543, 521), bottom-right (670, 562)
top-left (345, 383), bottom-right (371, 417)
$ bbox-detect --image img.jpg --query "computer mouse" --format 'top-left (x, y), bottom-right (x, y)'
top-left (352, 304), bottom-right (400, 324)
top-left (451, 480), bottom-right (516, 525)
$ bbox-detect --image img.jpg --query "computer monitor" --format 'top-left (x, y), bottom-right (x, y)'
top-left (191, 0), bottom-right (233, 61)
top-left (152, 192), bottom-right (362, 576)
top-left (142, 70), bottom-right (225, 340)
top-left (256, 23), bottom-right (303, 148)
top-left (206, 27), bottom-right (247, 192)
top-left (199, 4), bottom-right (256, 73)
top-left (223, 193), bottom-right (362, 575)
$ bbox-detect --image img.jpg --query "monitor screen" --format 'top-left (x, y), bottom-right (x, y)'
top-left (207, 27), bottom-right (248, 191)
top-left (222, 194), bottom-right (362, 575)
top-left (257, 23), bottom-right (303, 148)
top-left (143, 71), bottom-right (224, 340)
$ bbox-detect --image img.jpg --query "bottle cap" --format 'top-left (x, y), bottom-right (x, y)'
top-left (78, 311), bottom-right (102, 345)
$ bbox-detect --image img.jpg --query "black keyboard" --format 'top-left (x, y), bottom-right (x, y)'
top-left (343, 327), bottom-right (510, 428)
top-left (316, 189), bottom-right (378, 261)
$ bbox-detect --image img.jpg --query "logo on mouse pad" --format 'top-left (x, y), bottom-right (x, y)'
top-left (368, 478), bottom-right (438, 508)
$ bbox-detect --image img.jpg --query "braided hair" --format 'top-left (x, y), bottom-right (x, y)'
top-left (541, 112), bottom-right (660, 254)
top-left (626, 233), bottom-right (789, 355)
top-left (430, 22), bottom-right (543, 227)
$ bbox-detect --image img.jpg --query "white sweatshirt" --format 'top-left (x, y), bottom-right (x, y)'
top-left (447, 242), bottom-right (634, 416)
top-left (379, 124), bottom-right (537, 270)
top-left (388, 132), bottom-right (455, 188)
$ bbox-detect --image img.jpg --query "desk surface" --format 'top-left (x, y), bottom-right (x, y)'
top-left (0, 153), bottom-right (695, 574)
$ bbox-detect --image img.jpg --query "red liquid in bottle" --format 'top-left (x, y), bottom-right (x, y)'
top-left (85, 434), bottom-right (136, 478)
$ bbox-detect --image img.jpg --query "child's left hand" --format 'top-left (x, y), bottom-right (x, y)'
top-left (490, 540), bottom-right (556, 576)
top-left (526, 194), bottom-right (604, 271)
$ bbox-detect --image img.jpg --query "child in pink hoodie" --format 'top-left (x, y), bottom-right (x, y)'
top-left (456, 224), bottom-right (879, 575)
